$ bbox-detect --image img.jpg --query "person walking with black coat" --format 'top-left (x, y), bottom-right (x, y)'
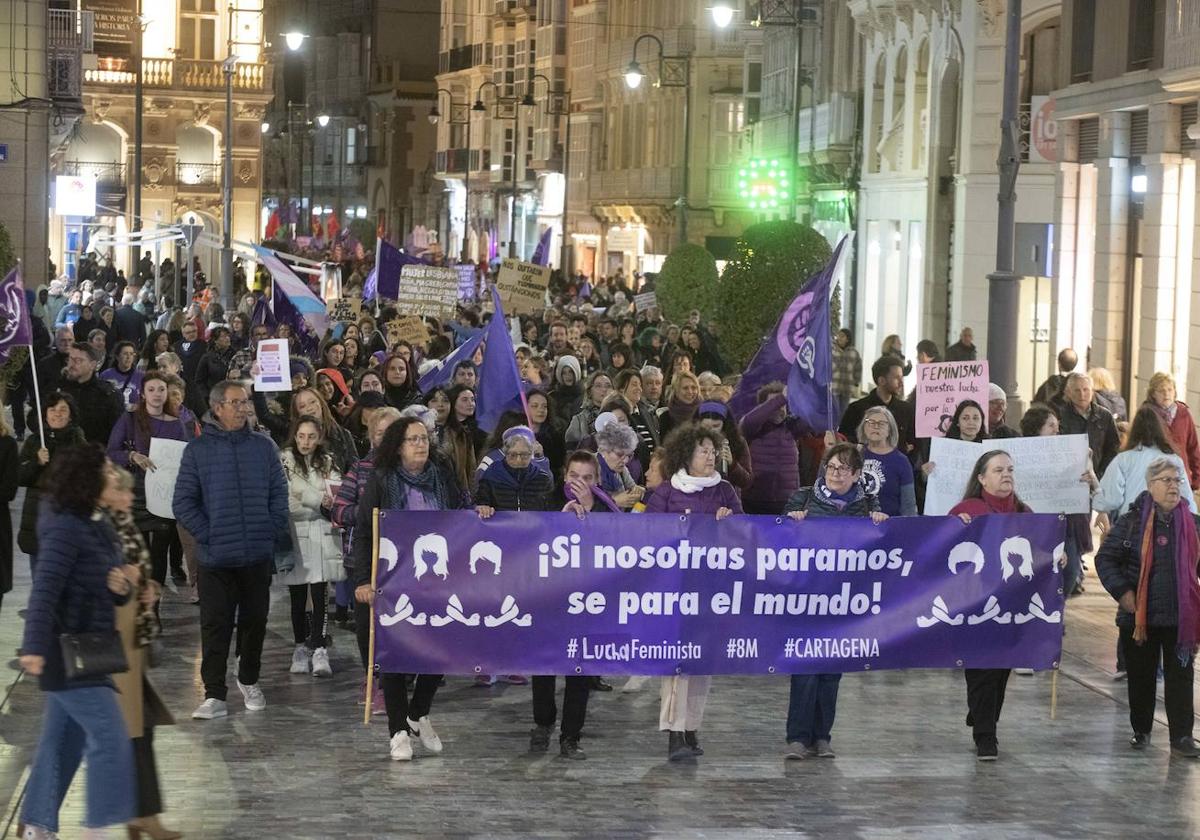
top-left (59, 342), bottom-right (124, 445)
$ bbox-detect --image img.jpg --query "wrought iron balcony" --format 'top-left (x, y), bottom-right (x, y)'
top-left (60, 160), bottom-right (126, 187)
top-left (47, 9), bottom-right (93, 101)
top-left (175, 162), bottom-right (221, 187)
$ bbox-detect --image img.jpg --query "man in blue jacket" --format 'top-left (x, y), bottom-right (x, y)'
top-left (173, 379), bottom-right (289, 720)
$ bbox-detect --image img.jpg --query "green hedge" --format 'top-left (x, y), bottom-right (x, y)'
top-left (655, 242), bottom-right (719, 324)
top-left (714, 221), bottom-right (833, 369)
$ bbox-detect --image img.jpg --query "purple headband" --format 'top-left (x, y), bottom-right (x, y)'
top-left (502, 425), bottom-right (536, 446)
top-left (698, 401), bottom-right (728, 419)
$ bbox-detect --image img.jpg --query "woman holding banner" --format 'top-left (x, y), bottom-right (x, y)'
top-left (948, 450), bottom-right (1029, 761)
top-left (783, 443), bottom-right (886, 760)
top-left (353, 416), bottom-right (469, 761)
top-left (645, 424), bottom-right (742, 761)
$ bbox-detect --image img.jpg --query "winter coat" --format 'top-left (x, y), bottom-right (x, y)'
top-left (739, 393), bottom-right (802, 513)
top-left (20, 506), bottom-right (131, 691)
top-left (60, 375), bottom-right (125, 445)
top-left (643, 478), bottom-right (743, 516)
top-left (0, 436), bottom-right (16, 594)
top-left (1150, 401), bottom-right (1200, 488)
top-left (475, 459), bottom-right (555, 512)
top-left (172, 419), bottom-right (289, 568)
top-left (18, 425), bottom-right (86, 558)
top-left (1094, 491), bottom-right (1200, 627)
top-left (1094, 389), bottom-right (1128, 423)
top-left (107, 411), bottom-right (198, 532)
top-left (275, 450), bottom-right (345, 585)
top-left (330, 452), bottom-right (374, 571)
top-left (1093, 446), bottom-right (1196, 517)
top-left (1056, 400), bottom-right (1121, 478)
top-left (194, 347), bottom-right (234, 395)
top-left (113, 305), bottom-right (149, 348)
top-left (784, 484), bottom-right (879, 518)
top-left (565, 404), bottom-right (603, 447)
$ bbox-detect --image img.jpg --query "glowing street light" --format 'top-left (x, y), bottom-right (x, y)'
top-left (283, 31), bottom-right (306, 51)
top-left (316, 113), bottom-right (330, 128)
top-left (711, 3), bottom-right (735, 27)
top-left (624, 60), bottom-right (645, 90)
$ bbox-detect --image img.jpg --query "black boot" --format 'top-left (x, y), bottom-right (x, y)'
top-left (684, 730), bottom-right (703, 755)
top-left (668, 730), bottom-right (692, 761)
top-left (529, 725), bottom-right (552, 753)
top-left (559, 736), bottom-right (587, 760)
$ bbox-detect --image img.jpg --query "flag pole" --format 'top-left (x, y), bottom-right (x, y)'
top-left (373, 235), bottom-right (382, 318)
top-left (14, 261), bottom-right (45, 443)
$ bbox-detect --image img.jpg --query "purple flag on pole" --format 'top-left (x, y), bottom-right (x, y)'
top-left (250, 295), bottom-right (276, 330)
top-left (271, 285), bottom-right (319, 358)
top-left (474, 286), bottom-right (526, 432)
top-left (369, 239), bottom-right (429, 301)
top-left (531, 227), bottom-right (554, 267)
top-left (0, 266), bottom-right (32, 361)
top-left (372, 510), bottom-right (1067, 676)
top-left (418, 331), bottom-right (485, 394)
top-left (784, 246), bottom-right (837, 432)
top-left (361, 266), bottom-right (378, 301)
top-left (729, 238), bottom-right (847, 426)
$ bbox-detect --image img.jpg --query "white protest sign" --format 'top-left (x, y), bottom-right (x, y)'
top-left (396, 264), bottom-right (459, 318)
top-left (923, 434), bottom-right (1091, 516)
top-left (145, 438), bottom-right (189, 519)
top-left (915, 360), bottom-right (990, 437)
top-left (634, 291), bottom-right (658, 312)
top-left (496, 258), bottom-right (551, 315)
top-left (254, 339), bottom-right (290, 392)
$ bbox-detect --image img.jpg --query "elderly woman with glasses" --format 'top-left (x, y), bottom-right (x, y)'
top-left (857, 406), bottom-right (916, 516)
top-left (783, 443), bottom-right (887, 761)
top-left (593, 415), bottom-right (645, 511)
top-left (1096, 457), bottom-right (1200, 759)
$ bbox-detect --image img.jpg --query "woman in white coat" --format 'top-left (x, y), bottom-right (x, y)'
top-left (278, 415), bottom-right (345, 678)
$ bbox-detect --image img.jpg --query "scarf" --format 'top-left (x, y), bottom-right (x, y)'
top-left (565, 479), bottom-right (621, 513)
top-left (598, 455), bottom-right (633, 494)
top-left (977, 489), bottom-right (1021, 514)
top-left (1133, 495), bottom-right (1200, 664)
top-left (667, 396), bottom-right (699, 425)
top-left (670, 469), bottom-right (721, 494)
top-left (107, 508), bottom-right (158, 647)
top-left (1150, 400), bottom-right (1179, 426)
top-left (814, 476), bottom-right (865, 511)
top-left (384, 460), bottom-right (449, 511)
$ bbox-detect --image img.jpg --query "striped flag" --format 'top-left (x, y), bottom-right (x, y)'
top-left (253, 246), bottom-right (328, 337)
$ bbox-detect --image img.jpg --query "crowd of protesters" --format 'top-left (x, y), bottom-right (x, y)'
top-left (7, 254), bottom-right (1200, 837)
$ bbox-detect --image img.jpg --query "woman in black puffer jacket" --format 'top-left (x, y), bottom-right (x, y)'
top-left (474, 426), bottom-right (555, 514)
top-left (18, 392), bottom-right (86, 571)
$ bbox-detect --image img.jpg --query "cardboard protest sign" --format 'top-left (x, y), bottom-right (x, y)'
top-left (327, 297), bottom-right (362, 323)
top-left (385, 315), bottom-right (430, 349)
top-left (924, 434), bottom-right (1091, 516)
top-left (496, 258), bottom-right (551, 315)
top-left (634, 291), bottom-right (658, 312)
top-left (394, 264), bottom-right (459, 318)
top-left (915, 361), bottom-right (991, 437)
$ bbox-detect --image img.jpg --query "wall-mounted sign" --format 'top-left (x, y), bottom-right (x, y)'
top-left (55, 174), bottom-right (97, 217)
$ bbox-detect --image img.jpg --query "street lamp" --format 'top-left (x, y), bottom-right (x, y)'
top-left (260, 120), bottom-right (270, 134)
top-left (623, 33), bottom-right (692, 247)
top-left (316, 113), bottom-right (330, 128)
top-left (711, 3), bottom-right (735, 28)
top-left (283, 31), bottom-right (306, 51)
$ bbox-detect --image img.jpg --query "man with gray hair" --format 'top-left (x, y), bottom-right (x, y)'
top-left (1057, 371), bottom-right (1120, 478)
top-left (174, 380), bottom-right (289, 720)
top-left (640, 365), bottom-right (664, 410)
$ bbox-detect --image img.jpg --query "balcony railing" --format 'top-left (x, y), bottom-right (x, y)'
top-left (175, 162), bottom-right (221, 187)
top-left (85, 58), bottom-right (270, 92)
top-left (795, 93), bottom-right (858, 155)
top-left (60, 160), bottom-right (126, 187)
top-left (47, 10), bottom-right (93, 101)
top-left (592, 167), bottom-right (682, 203)
top-left (436, 148), bottom-right (489, 175)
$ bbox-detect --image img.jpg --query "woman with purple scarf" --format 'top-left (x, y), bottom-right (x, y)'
top-left (783, 443), bottom-right (887, 761)
top-left (1096, 457), bottom-right (1200, 759)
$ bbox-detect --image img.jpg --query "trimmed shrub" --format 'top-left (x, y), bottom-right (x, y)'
top-left (656, 242), bottom-right (719, 324)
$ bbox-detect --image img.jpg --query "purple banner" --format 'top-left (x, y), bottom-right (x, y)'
top-left (373, 512), bottom-right (1067, 676)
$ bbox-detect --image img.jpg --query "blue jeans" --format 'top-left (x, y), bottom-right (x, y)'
top-left (21, 685), bottom-right (135, 832)
top-left (1063, 531), bottom-right (1083, 595)
top-left (786, 673), bottom-right (842, 744)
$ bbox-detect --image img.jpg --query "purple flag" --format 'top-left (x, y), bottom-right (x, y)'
top-left (784, 243), bottom-right (838, 432)
top-left (729, 238), bottom-right (847, 424)
top-left (531, 227), bottom-right (554, 267)
top-left (0, 266), bottom-right (32, 361)
top-left (272, 285), bottom-right (319, 358)
top-left (418, 331), bottom-right (485, 394)
top-left (474, 286), bottom-right (526, 432)
top-left (250, 295), bottom-right (276, 330)
top-left (368, 239), bottom-right (429, 301)
top-left (372, 510), bottom-right (1067, 676)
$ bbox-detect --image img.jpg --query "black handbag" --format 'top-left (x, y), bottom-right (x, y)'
top-left (59, 630), bottom-right (128, 681)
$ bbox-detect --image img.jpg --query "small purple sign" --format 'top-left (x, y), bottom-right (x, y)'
top-left (372, 511), bottom-right (1067, 676)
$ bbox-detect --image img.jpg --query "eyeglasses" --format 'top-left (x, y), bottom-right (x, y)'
top-left (506, 450), bottom-right (534, 460)
top-left (1152, 476), bottom-right (1183, 486)
top-left (825, 463), bottom-right (853, 475)
top-left (863, 419), bottom-right (889, 428)
top-left (221, 399), bottom-right (251, 408)
top-left (404, 436), bottom-right (430, 445)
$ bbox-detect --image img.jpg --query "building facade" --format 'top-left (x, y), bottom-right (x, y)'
top-left (50, 0), bottom-right (271, 286)
top-left (851, 0), bottom-right (1062, 400)
top-left (1053, 0), bottom-right (1200, 411)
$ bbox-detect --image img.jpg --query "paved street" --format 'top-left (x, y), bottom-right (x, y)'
top-left (3, 515), bottom-right (1200, 840)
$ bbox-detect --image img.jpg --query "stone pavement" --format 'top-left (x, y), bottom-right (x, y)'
top-left (3, 522), bottom-right (1200, 838)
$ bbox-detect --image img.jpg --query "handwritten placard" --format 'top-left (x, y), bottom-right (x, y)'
top-left (915, 361), bottom-right (991, 438)
top-left (253, 339), bottom-right (290, 392)
top-left (327, 297), bottom-right (362, 323)
top-left (496, 258), bottom-right (551, 315)
top-left (385, 315), bottom-right (430, 349)
top-left (456, 264), bottom-right (478, 300)
top-left (395, 264), bottom-right (459, 318)
top-left (924, 434), bottom-right (1091, 516)
top-left (634, 291), bottom-right (658, 312)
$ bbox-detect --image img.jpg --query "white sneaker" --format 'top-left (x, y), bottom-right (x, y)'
top-left (311, 647), bottom-right (332, 678)
top-left (22, 824), bottom-right (59, 839)
top-left (191, 698), bottom-right (228, 720)
top-left (1014, 668), bottom-right (1035, 676)
top-left (290, 644), bottom-right (311, 674)
top-left (389, 730), bottom-right (413, 761)
top-left (407, 715), bottom-right (443, 753)
top-left (237, 680), bottom-right (266, 712)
